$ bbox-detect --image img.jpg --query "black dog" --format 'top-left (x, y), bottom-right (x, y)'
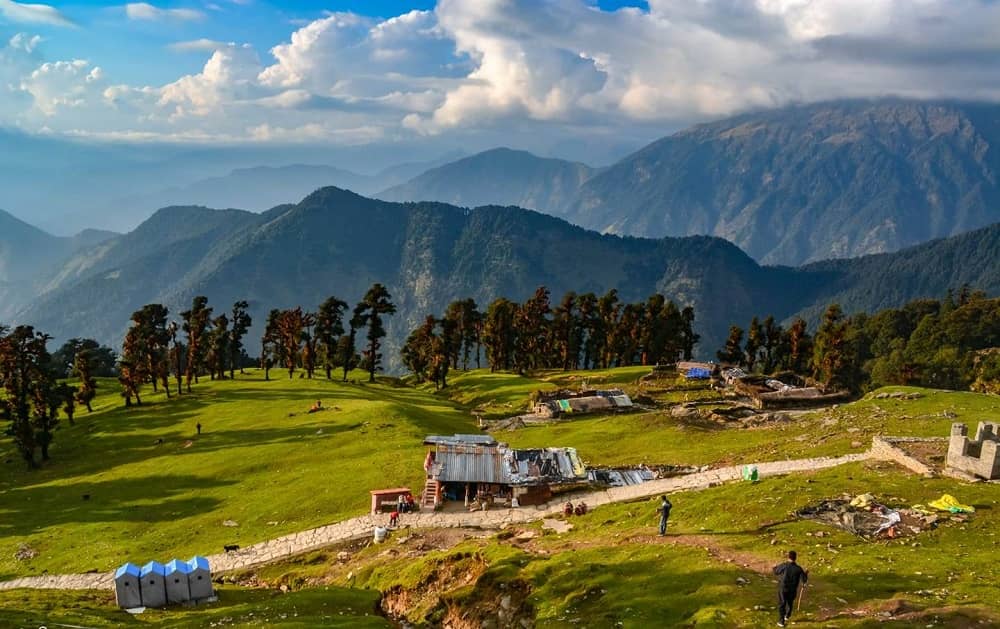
top-left (224, 544), bottom-right (240, 553)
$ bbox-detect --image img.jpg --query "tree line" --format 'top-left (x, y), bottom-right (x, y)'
top-left (402, 287), bottom-right (699, 387)
top-left (719, 288), bottom-right (1000, 393)
top-left (0, 326), bottom-right (107, 468)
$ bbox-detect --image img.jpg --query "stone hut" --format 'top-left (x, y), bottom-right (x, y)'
top-left (164, 558), bottom-right (193, 604)
top-left (113, 562), bottom-right (142, 609)
top-left (187, 556), bottom-right (214, 599)
top-left (947, 422), bottom-right (1000, 480)
top-left (139, 560), bottom-right (167, 608)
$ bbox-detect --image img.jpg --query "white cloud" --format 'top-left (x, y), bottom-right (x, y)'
top-left (18, 59), bottom-right (104, 115)
top-left (0, 0), bottom-right (73, 27)
top-left (167, 38), bottom-right (229, 52)
top-left (4, 0), bottom-right (1000, 146)
top-left (124, 2), bottom-right (204, 22)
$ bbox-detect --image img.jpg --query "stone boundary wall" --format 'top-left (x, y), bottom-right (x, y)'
top-left (870, 436), bottom-right (944, 477)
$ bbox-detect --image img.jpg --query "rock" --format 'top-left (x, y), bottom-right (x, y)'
top-left (223, 520), bottom-right (239, 527)
top-left (337, 551), bottom-right (351, 561)
top-left (279, 584), bottom-right (288, 593)
top-left (541, 519), bottom-right (573, 534)
top-left (851, 441), bottom-right (863, 448)
top-left (500, 594), bottom-right (513, 610)
top-left (736, 577), bottom-right (749, 585)
top-left (14, 544), bottom-right (38, 561)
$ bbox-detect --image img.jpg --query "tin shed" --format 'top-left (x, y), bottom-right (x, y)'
top-left (139, 561), bottom-right (167, 608)
top-left (187, 556), bottom-right (213, 599)
top-left (164, 559), bottom-right (193, 604)
top-left (113, 562), bottom-right (142, 608)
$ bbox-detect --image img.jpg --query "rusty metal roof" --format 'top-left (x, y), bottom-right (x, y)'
top-left (431, 442), bottom-right (586, 486)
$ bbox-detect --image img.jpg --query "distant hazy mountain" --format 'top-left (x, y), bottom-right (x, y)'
top-left (0, 209), bottom-right (117, 320)
top-left (568, 100), bottom-right (1000, 265)
top-left (14, 189), bottom-right (1000, 366)
top-left (378, 148), bottom-right (594, 216)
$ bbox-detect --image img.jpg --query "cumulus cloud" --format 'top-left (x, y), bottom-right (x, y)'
top-left (5, 0), bottom-right (1000, 145)
top-left (18, 59), bottom-right (104, 115)
top-left (124, 2), bottom-right (204, 22)
top-left (0, 0), bottom-right (73, 27)
top-left (167, 38), bottom-right (229, 53)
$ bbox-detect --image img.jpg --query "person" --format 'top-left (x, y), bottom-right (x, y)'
top-left (773, 550), bottom-right (808, 626)
top-left (389, 510), bottom-right (399, 527)
top-left (196, 422), bottom-right (202, 435)
top-left (657, 495), bottom-right (672, 536)
top-left (397, 493), bottom-right (407, 514)
top-left (564, 501), bottom-right (574, 517)
top-left (309, 400), bottom-right (323, 413)
top-left (405, 493), bottom-right (416, 512)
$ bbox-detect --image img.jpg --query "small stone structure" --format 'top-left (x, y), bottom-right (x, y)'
top-left (947, 422), bottom-right (1000, 480)
top-left (113, 563), bottom-right (142, 608)
top-left (139, 561), bottom-right (167, 608)
top-left (164, 559), bottom-right (192, 604)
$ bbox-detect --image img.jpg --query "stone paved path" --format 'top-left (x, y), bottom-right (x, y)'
top-left (0, 452), bottom-right (868, 591)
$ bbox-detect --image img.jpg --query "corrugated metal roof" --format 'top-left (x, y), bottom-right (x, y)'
top-left (114, 563), bottom-right (140, 579)
top-left (140, 560), bottom-right (165, 577)
top-left (165, 559), bottom-right (193, 575)
top-left (424, 434), bottom-right (497, 446)
top-left (433, 444), bottom-right (586, 486)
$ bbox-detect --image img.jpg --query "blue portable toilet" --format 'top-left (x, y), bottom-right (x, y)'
top-left (187, 556), bottom-right (213, 599)
top-left (139, 560), bottom-right (167, 608)
top-left (113, 562), bottom-right (142, 608)
top-left (164, 559), bottom-right (193, 604)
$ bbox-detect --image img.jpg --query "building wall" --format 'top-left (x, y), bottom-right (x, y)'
top-left (947, 422), bottom-right (1000, 480)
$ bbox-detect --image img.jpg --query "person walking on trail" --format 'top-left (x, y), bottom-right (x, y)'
top-left (657, 495), bottom-right (672, 536)
top-left (773, 550), bottom-right (808, 626)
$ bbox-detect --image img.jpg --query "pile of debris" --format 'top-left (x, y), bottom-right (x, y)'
top-left (795, 494), bottom-right (941, 539)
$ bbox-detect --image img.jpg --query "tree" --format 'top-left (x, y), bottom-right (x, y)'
top-left (354, 283), bottom-right (397, 382)
top-left (550, 292), bottom-right (582, 370)
top-left (207, 313), bottom-right (230, 380)
top-left (51, 339), bottom-right (117, 378)
top-left (316, 297), bottom-right (348, 380)
top-left (261, 309), bottom-right (281, 381)
top-left (167, 321), bottom-right (185, 395)
top-left (0, 325), bottom-right (55, 468)
top-left (132, 304), bottom-right (171, 397)
top-left (276, 308), bottom-right (306, 378)
top-left (812, 304), bottom-right (852, 388)
top-left (761, 316), bottom-right (784, 374)
top-left (483, 298), bottom-right (517, 372)
top-left (513, 286), bottom-right (551, 372)
top-left (72, 348), bottom-right (98, 412)
top-left (301, 311), bottom-right (318, 379)
top-left (745, 316), bottom-right (764, 372)
top-left (229, 300), bottom-right (253, 379)
top-left (118, 325), bottom-right (147, 407)
top-left (717, 326), bottom-right (745, 365)
top-left (340, 306), bottom-right (366, 382)
top-left (181, 296), bottom-right (213, 393)
top-left (401, 316), bottom-right (437, 383)
top-left (680, 306), bottom-right (699, 361)
top-left (784, 318), bottom-right (812, 374)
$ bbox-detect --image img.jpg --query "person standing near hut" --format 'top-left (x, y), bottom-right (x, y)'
top-left (773, 550), bottom-right (808, 627)
top-left (657, 495), bottom-right (672, 536)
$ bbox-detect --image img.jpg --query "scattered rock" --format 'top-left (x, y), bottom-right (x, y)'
top-left (736, 577), bottom-right (749, 585)
top-left (279, 584), bottom-right (288, 593)
top-left (541, 519), bottom-right (573, 534)
top-left (500, 594), bottom-right (513, 610)
top-left (14, 544), bottom-right (38, 561)
top-left (222, 520), bottom-right (239, 527)
top-left (337, 551), bottom-right (351, 561)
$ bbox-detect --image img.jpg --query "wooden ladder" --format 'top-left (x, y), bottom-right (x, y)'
top-left (421, 479), bottom-right (439, 508)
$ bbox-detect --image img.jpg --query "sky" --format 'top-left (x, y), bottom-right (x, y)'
top-left (2, 0), bottom-right (1000, 159)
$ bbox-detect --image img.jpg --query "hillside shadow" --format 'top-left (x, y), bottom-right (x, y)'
top-left (0, 474), bottom-right (233, 536)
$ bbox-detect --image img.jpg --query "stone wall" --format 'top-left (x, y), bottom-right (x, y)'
top-left (947, 422), bottom-right (1000, 480)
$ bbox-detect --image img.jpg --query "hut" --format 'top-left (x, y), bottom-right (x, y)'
top-left (113, 562), bottom-right (142, 609)
top-left (139, 560), bottom-right (167, 608)
top-left (369, 488), bottom-right (412, 514)
top-left (187, 556), bottom-right (213, 599)
top-left (164, 559), bottom-right (193, 604)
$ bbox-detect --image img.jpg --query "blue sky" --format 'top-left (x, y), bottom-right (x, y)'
top-left (1, 0), bottom-right (998, 154)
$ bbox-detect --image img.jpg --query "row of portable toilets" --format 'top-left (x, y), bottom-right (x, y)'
top-left (114, 557), bottom-right (213, 609)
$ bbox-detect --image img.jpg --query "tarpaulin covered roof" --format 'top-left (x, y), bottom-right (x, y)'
top-left (114, 563), bottom-right (140, 579)
top-left (165, 559), bottom-right (193, 575)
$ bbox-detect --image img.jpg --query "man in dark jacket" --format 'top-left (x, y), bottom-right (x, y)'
top-left (657, 495), bottom-right (672, 536)
top-left (772, 550), bottom-right (808, 626)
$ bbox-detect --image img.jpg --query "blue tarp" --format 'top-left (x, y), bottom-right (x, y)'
top-left (686, 367), bottom-right (712, 379)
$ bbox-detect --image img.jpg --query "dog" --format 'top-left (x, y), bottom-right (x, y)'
top-left (224, 544), bottom-right (240, 553)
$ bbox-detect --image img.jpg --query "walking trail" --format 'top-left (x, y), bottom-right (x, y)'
top-left (0, 452), bottom-right (868, 591)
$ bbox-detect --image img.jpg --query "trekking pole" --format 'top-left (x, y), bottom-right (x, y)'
top-left (797, 582), bottom-right (805, 611)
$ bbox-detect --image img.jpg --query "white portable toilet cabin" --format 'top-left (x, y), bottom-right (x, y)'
top-left (139, 560), bottom-right (167, 608)
top-left (164, 559), bottom-right (193, 604)
top-left (187, 556), bottom-right (213, 599)
top-left (113, 562), bottom-right (142, 608)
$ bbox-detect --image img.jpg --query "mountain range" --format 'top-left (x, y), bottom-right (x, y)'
top-left (381, 100), bottom-right (1000, 266)
top-left (7, 189), bottom-right (1000, 369)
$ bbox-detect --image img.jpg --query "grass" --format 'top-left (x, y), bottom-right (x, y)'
top-left (0, 369), bottom-right (475, 578)
top-left (0, 585), bottom-right (389, 628)
top-left (4, 366), bottom-right (1000, 626)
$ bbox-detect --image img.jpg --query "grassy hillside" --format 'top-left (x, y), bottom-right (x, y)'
top-left (0, 370), bottom-right (475, 579)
